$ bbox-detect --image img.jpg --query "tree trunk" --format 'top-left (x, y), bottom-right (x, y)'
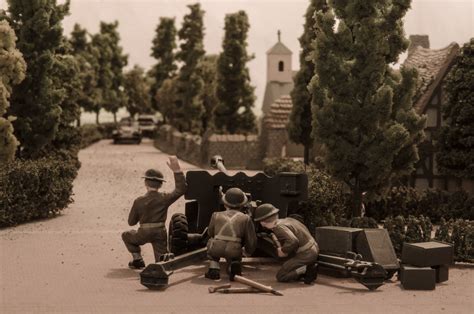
top-left (113, 112), bottom-right (117, 124)
top-left (303, 145), bottom-right (310, 165)
top-left (76, 116), bottom-right (81, 127)
top-left (95, 111), bottom-right (100, 125)
top-left (352, 179), bottom-right (363, 218)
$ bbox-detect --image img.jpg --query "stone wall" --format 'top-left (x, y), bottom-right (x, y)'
top-left (155, 125), bottom-right (260, 169)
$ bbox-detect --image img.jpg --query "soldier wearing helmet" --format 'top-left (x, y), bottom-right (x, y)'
top-left (254, 203), bottom-right (319, 284)
top-left (122, 156), bottom-right (187, 269)
top-left (205, 187), bottom-right (257, 280)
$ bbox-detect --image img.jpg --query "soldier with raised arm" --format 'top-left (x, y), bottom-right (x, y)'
top-left (122, 156), bottom-right (187, 269)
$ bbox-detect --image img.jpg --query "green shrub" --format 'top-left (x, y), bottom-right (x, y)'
top-left (263, 158), bottom-right (347, 235)
top-left (0, 157), bottom-right (77, 227)
top-left (262, 157), bottom-right (306, 176)
top-left (434, 219), bottom-right (474, 263)
top-left (97, 122), bottom-right (117, 139)
top-left (367, 187), bottom-right (473, 223)
top-left (80, 124), bottom-right (103, 149)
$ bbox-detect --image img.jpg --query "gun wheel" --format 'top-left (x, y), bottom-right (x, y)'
top-left (168, 213), bottom-right (189, 255)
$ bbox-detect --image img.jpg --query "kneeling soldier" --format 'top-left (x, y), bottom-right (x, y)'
top-left (205, 188), bottom-right (257, 280)
top-left (122, 156), bottom-right (186, 269)
top-left (254, 203), bottom-right (319, 284)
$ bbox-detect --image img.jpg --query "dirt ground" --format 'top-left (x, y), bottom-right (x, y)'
top-left (1, 139), bottom-right (473, 314)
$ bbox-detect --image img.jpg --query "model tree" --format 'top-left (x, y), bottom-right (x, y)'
top-left (124, 65), bottom-right (152, 118)
top-left (174, 3), bottom-right (205, 133)
top-left (0, 20), bottom-right (26, 163)
top-left (310, 0), bottom-right (426, 217)
top-left (155, 77), bottom-right (178, 125)
top-left (436, 39), bottom-right (474, 180)
top-left (150, 17), bottom-right (177, 111)
top-left (197, 54), bottom-right (218, 133)
top-left (69, 23), bottom-right (100, 125)
top-left (289, 0), bottom-right (327, 164)
top-left (92, 21), bottom-right (128, 123)
top-left (2, 0), bottom-right (71, 158)
top-left (214, 11), bottom-right (256, 134)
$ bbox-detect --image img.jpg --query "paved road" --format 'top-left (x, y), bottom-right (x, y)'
top-left (1, 139), bottom-right (473, 313)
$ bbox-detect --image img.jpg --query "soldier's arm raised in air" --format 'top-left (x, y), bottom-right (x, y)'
top-left (162, 156), bottom-right (187, 205)
top-left (128, 200), bottom-right (139, 226)
top-left (243, 216), bottom-right (257, 255)
top-left (274, 225), bottom-right (299, 255)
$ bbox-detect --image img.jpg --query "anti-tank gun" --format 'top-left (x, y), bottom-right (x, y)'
top-left (140, 156), bottom-right (388, 291)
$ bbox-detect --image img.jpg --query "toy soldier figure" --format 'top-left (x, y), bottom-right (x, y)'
top-left (122, 156), bottom-right (187, 269)
top-left (254, 203), bottom-right (319, 284)
top-left (205, 187), bottom-right (257, 280)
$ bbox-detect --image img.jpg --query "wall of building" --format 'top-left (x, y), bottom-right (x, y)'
top-left (155, 125), bottom-right (260, 169)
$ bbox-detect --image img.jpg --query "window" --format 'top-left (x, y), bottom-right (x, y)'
top-left (278, 61), bottom-right (284, 72)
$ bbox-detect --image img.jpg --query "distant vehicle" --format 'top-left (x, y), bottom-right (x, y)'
top-left (113, 119), bottom-right (142, 144)
top-left (137, 114), bottom-right (159, 138)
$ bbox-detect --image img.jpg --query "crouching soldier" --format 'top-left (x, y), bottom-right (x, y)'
top-left (254, 203), bottom-right (319, 284)
top-left (205, 188), bottom-right (257, 280)
top-left (122, 156), bottom-right (187, 269)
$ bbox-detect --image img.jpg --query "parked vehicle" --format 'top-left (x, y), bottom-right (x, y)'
top-left (112, 119), bottom-right (142, 144)
top-left (137, 114), bottom-right (159, 138)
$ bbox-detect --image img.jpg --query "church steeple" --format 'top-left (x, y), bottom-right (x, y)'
top-left (266, 30), bottom-right (292, 83)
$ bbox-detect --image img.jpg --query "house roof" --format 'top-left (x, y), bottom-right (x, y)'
top-left (264, 95), bottom-right (293, 129)
top-left (261, 81), bottom-right (294, 116)
top-left (403, 42), bottom-right (459, 113)
top-left (266, 42), bottom-right (292, 55)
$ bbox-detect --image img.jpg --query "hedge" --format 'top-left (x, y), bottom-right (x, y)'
top-left (384, 215), bottom-right (473, 263)
top-left (80, 124), bottom-right (103, 149)
top-left (0, 157), bottom-right (78, 227)
top-left (80, 122), bottom-right (117, 149)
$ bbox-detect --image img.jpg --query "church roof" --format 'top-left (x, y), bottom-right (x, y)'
top-left (403, 42), bottom-right (459, 113)
top-left (266, 42), bottom-right (292, 55)
top-left (264, 95), bottom-right (293, 129)
top-left (261, 81), bottom-right (294, 116)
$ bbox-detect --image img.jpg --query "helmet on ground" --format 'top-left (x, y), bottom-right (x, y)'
top-left (142, 169), bottom-right (166, 182)
top-left (222, 188), bottom-right (248, 209)
top-left (253, 203), bottom-right (279, 222)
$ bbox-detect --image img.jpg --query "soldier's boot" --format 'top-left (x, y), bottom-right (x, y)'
top-left (304, 263), bottom-right (318, 285)
top-left (128, 252), bottom-right (145, 269)
top-left (128, 258), bottom-right (145, 269)
top-left (229, 261), bottom-right (242, 281)
top-left (205, 260), bottom-right (221, 280)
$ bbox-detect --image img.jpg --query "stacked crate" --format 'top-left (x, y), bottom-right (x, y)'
top-left (400, 241), bottom-right (453, 290)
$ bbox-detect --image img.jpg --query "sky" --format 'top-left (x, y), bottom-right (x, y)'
top-left (1, 0), bottom-right (472, 121)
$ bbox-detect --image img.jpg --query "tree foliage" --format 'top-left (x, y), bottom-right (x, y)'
top-left (124, 65), bottom-right (151, 117)
top-left (156, 77), bottom-right (178, 124)
top-left (214, 10), bottom-right (256, 134)
top-left (289, 0), bottom-right (327, 164)
top-left (0, 20), bottom-right (26, 163)
top-left (92, 21), bottom-right (128, 123)
top-left (437, 39), bottom-right (474, 179)
top-left (69, 23), bottom-right (100, 124)
top-left (174, 3), bottom-right (205, 133)
top-left (310, 0), bottom-right (426, 217)
top-left (150, 17), bottom-right (177, 111)
top-left (197, 54), bottom-right (218, 133)
top-left (2, 0), bottom-right (72, 158)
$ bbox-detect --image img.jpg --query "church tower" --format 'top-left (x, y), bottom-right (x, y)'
top-left (266, 30), bottom-right (293, 83)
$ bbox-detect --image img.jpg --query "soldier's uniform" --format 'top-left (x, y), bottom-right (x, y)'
top-left (122, 170), bottom-right (186, 265)
top-left (272, 217), bottom-right (319, 282)
top-left (254, 203), bottom-right (319, 284)
top-left (205, 188), bottom-right (257, 280)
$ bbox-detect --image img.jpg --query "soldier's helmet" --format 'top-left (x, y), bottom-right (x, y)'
top-left (222, 187), bottom-right (248, 209)
top-left (253, 203), bottom-right (279, 222)
top-left (142, 169), bottom-right (166, 182)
